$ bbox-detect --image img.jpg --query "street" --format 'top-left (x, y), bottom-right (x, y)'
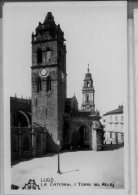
top-left (11, 146), bottom-right (124, 189)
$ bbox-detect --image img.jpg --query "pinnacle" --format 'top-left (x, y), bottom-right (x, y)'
top-left (87, 64), bottom-right (89, 73)
top-left (44, 12), bottom-right (54, 23)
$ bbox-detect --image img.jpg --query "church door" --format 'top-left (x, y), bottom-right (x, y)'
top-left (79, 126), bottom-right (84, 148)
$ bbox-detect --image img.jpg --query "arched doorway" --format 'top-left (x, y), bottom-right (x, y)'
top-left (79, 126), bottom-right (89, 149)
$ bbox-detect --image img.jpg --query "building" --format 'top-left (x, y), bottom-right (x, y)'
top-left (10, 96), bottom-right (31, 128)
top-left (10, 96), bottom-right (47, 160)
top-left (102, 105), bottom-right (124, 144)
top-left (31, 12), bottom-right (67, 151)
top-left (81, 65), bottom-right (95, 111)
top-left (11, 12), bottom-right (103, 161)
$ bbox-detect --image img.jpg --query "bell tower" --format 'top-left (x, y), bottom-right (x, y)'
top-left (31, 12), bottom-right (66, 151)
top-left (81, 65), bottom-right (95, 111)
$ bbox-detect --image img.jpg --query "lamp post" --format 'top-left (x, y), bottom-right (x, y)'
top-left (57, 140), bottom-right (61, 174)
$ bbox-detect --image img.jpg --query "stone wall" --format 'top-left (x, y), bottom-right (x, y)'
top-left (11, 127), bottom-right (46, 161)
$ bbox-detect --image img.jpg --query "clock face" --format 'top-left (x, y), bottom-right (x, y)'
top-left (39, 68), bottom-right (48, 78)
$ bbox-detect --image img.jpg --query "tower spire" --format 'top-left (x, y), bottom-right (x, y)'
top-left (81, 65), bottom-right (95, 111)
top-left (87, 64), bottom-right (89, 73)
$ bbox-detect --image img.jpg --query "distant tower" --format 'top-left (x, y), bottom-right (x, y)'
top-left (31, 12), bottom-right (66, 151)
top-left (81, 65), bottom-right (95, 111)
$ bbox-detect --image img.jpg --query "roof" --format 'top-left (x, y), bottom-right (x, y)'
top-left (70, 109), bottom-right (98, 117)
top-left (92, 121), bottom-right (103, 130)
top-left (103, 106), bottom-right (123, 116)
top-left (71, 111), bottom-right (92, 117)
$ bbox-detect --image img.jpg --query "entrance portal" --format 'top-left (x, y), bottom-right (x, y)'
top-left (79, 126), bottom-right (89, 149)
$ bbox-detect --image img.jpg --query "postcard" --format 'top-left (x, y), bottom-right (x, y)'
top-left (1, 1), bottom-right (133, 195)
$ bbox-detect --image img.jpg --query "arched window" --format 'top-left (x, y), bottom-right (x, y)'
top-left (23, 135), bottom-right (30, 151)
top-left (87, 82), bottom-right (90, 87)
top-left (46, 76), bottom-right (51, 92)
top-left (37, 49), bottom-right (42, 63)
top-left (37, 78), bottom-right (42, 92)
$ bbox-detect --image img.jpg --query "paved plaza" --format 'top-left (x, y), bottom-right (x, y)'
top-left (11, 146), bottom-right (124, 190)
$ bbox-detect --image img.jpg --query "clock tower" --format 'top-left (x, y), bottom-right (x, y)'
top-left (31, 12), bottom-right (66, 151)
top-left (81, 65), bottom-right (95, 111)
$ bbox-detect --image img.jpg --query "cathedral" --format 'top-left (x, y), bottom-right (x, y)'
top-left (11, 12), bottom-right (103, 161)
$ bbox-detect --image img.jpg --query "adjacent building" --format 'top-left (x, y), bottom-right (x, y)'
top-left (102, 105), bottom-right (124, 144)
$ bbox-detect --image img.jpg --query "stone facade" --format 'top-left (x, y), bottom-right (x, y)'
top-left (10, 96), bottom-right (31, 127)
top-left (31, 12), bottom-right (66, 151)
top-left (11, 127), bottom-right (46, 161)
top-left (64, 108), bottom-right (103, 151)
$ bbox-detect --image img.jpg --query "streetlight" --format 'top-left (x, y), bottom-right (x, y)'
top-left (57, 140), bottom-right (61, 174)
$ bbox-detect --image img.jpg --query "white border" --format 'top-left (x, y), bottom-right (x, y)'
top-left (1, 1), bottom-right (136, 195)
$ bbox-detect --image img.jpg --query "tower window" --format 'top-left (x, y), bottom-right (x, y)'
top-left (46, 47), bottom-right (51, 62)
top-left (46, 76), bottom-right (51, 92)
top-left (36, 99), bottom-right (37, 107)
top-left (86, 94), bottom-right (89, 102)
top-left (37, 78), bottom-right (42, 92)
top-left (37, 48), bottom-right (42, 63)
top-left (87, 82), bottom-right (90, 87)
top-left (46, 51), bottom-right (51, 62)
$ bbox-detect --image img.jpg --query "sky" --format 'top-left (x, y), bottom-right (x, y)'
top-left (3, 1), bottom-right (127, 115)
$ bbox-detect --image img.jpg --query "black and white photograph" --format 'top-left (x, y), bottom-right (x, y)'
top-left (2, 1), bottom-right (129, 194)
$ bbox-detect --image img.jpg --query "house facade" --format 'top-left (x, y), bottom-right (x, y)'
top-left (102, 105), bottom-right (124, 144)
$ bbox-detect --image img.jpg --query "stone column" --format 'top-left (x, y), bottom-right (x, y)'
top-left (32, 129), bottom-right (36, 158)
top-left (92, 129), bottom-right (97, 151)
top-left (89, 129), bottom-right (92, 150)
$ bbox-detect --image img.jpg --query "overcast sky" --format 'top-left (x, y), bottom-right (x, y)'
top-left (3, 1), bottom-right (127, 115)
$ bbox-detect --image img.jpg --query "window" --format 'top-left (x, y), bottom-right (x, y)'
top-left (46, 77), bottom-right (51, 92)
top-left (121, 134), bottom-right (124, 142)
top-left (121, 116), bottom-right (124, 121)
top-left (46, 47), bottom-right (51, 62)
top-left (36, 99), bottom-right (37, 107)
top-left (37, 78), bottom-right (42, 92)
top-left (86, 94), bottom-right (89, 102)
top-left (46, 51), bottom-right (51, 62)
top-left (115, 116), bottom-right (118, 121)
top-left (46, 109), bottom-right (48, 116)
top-left (87, 82), bottom-right (90, 87)
top-left (37, 49), bottom-right (42, 63)
top-left (110, 132), bottom-right (112, 138)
